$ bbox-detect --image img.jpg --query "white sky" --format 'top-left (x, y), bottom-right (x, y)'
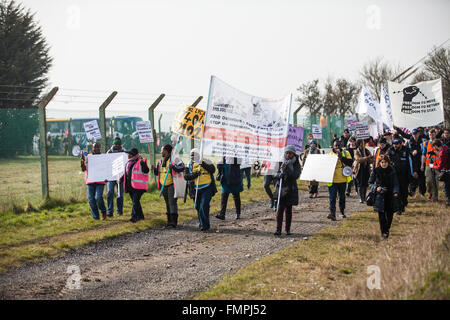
top-left (19, 0), bottom-right (450, 130)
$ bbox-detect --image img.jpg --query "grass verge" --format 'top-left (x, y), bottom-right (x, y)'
top-left (194, 195), bottom-right (449, 300)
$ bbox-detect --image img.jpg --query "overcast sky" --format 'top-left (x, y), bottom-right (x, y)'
top-left (19, 0), bottom-right (450, 129)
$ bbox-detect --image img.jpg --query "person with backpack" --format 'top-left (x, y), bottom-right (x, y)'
top-left (368, 154), bottom-right (400, 239)
top-left (215, 157), bottom-right (243, 220)
top-left (122, 148), bottom-right (149, 223)
top-left (184, 148), bottom-right (217, 231)
top-left (152, 144), bottom-right (185, 228)
top-left (432, 139), bottom-right (450, 206)
top-left (273, 145), bottom-right (301, 236)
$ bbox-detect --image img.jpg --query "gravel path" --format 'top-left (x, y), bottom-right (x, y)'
top-left (0, 187), bottom-right (364, 300)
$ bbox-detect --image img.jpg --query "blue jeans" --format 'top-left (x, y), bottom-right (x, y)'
top-left (107, 181), bottom-right (124, 215)
top-left (194, 185), bottom-right (213, 230)
top-left (241, 167), bottom-right (251, 189)
top-left (328, 182), bottom-right (347, 216)
top-left (87, 183), bottom-right (106, 219)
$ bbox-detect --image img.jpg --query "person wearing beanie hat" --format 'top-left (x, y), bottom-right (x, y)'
top-left (152, 144), bottom-right (185, 227)
top-left (273, 145), bottom-right (301, 236)
top-left (302, 139), bottom-right (321, 198)
top-left (183, 148), bottom-right (217, 231)
top-left (122, 148), bottom-right (149, 222)
top-left (105, 137), bottom-right (126, 217)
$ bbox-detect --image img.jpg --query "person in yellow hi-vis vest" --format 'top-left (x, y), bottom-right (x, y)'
top-left (183, 148), bottom-right (217, 231)
top-left (327, 139), bottom-right (353, 221)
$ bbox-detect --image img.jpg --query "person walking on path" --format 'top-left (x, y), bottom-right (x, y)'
top-left (388, 138), bottom-right (414, 214)
top-left (81, 142), bottom-right (107, 220)
top-left (353, 139), bottom-right (373, 203)
top-left (215, 157), bottom-right (243, 220)
top-left (183, 148), bottom-right (217, 231)
top-left (106, 137), bottom-right (126, 217)
top-left (345, 136), bottom-right (357, 196)
top-left (240, 157), bottom-right (252, 190)
top-left (373, 137), bottom-right (390, 168)
top-left (432, 139), bottom-right (450, 206)
top-left (122, 148), bottom-right (149, 223)
top-left (153, 144), bottom-right (185, 228)
top-left (258, 160), bottom-right (281, 210)
top-left (368, 154), bottom-right (400, 239)
top-left (421, 128), bottom-right (441, 202)
top-left (406, 129), bottom-right (426, 197)
top-left (302, 139), bottom-right (321, 198)
top-left (274, 145), bottom-right (301, 236)
top-left (327, 139), bottom-right (353, 221)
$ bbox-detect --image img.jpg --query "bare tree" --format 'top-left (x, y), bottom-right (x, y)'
top-left (360, 57), bottom-right (401, 101)
top-left (323, 78), bottom-right (360, 117)
top-left (295, 79), bottom-right (323, 115)
top-left (412, 47), bottom-right (450, 127)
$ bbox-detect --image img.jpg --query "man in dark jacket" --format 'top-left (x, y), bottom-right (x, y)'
top-left (339, 129), bottom-right (351, 149)
top-left (215, 157), bottom-right (243, 220)
top-left (388, 139), bottom-right (414, 213)
top-left (406, 129), bottom-right (426, 196)
top-left (274, 145), bottom-right (301, 236)
top-left (432, 140), bottom-right (450, 206)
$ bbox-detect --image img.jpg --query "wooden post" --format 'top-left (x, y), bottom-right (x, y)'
top-left (190, 96), bottom-right (203, 150)
top-left (38, 87), bottom-right (59, 199)
top-left (99, 91), bottom-right (117, 153)
top-left (148, 94), bottom-right (165, 176)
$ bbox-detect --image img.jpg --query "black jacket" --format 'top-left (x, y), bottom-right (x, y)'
top-left (387, 146), bottom-right (413, 181)
top-left (274, 155), bottom-right (301, 206)
top-left (406, 136), bottom-right (423, 173)
top-left (123, 158), bottom-right (150, 193)
top-left (368, 166), bottom-right (400, 213)
top-left (217, 157), bottom-right (242, 187)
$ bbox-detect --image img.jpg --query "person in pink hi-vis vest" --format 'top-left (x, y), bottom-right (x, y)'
top-left (81, 142), bottom-right (107, 220)
top-left (121, 148), bottom-right (150, 223)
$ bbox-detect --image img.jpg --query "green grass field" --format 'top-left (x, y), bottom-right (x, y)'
top-left (0, 155), bottom-right (309, 273)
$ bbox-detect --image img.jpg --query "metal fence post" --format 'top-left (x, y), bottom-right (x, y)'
top-left (99, 91), bottom-right (117, 153)
top-left (190, 96), bottom-right (203, 150)
top-left (38, 87), bottom-right (59, 199)
top-left (148, 94), bottom-right (165, 170)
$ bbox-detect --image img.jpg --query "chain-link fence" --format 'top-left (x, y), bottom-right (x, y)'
top-left (299, 114), bottom-right (346, 149)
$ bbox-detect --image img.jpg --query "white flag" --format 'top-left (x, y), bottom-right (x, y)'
top-left (388, 79), bottom-right (444, 128)
top-left (379, 86), bottom-right (393, 129)
top-left (356, 87), bottom-right (381, 122)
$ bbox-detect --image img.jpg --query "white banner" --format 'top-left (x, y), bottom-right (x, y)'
top-left (299, 154), bottom-right (338, 183)
top-left (202, 76), bottom-right (292, 162)
top-left (83, 120), bottom-right (102, 141)
top-left (379, 86), bottom-right (393, 129)
top-left (388, 79), bottom-right (444, 128)
top-left (87, 153), bottom-right (128, 182)
top-left (311, 124), bottom-right (322, 139)
top-left (369, 122), bottom-right (378, 139)
top-left (136, 120), bottom-right (154, 143)
top-left (356, 87), bottom-right (381, 122)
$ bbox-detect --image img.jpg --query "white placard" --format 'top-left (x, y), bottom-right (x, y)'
top-left (299, 154), bottom-right (338, 183)
top-left (83, 120), bottom-right (102, 141)
top-left (312, 124), bottom-right (322, 139)
top-left (354, 121), bottom-right (370, 139)
top-left (87, 153), bottom-right (128, 182)
top-left (388, 79), bottom-right (444, 128)
top-left (136, 120), bottom-right (153, 143)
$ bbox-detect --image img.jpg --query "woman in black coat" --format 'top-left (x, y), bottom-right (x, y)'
top-left (368, 154), bottom-right (400, 239)
top-left (274, 145), bottom-right (301, 236)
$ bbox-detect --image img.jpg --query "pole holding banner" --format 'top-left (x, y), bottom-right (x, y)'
top-left (38, 87), bottom-right (59, 199)
top-left (190, 96), bottom-right (203, 150)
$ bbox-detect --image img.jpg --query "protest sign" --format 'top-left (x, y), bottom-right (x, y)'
top-left (388, 79), bottom-right (444, 128)
top-left (356, 87), bottom-right (381, 122)
top-left (87, 153), bottom-right (128, 183)
top-left (83, 120), bottom-right (102, 141)
top-left (354, 121), bottom-right (370, 139)
top-left (136, 121), bottom-right (154, 143)
top-left (311, 124), bottom-right (322, 139)
top-left (202, 76), bottom-right (292, 162)
top-left (172, 104), bottom-right (205, 140)
top-left (299, 154), bottom-right (338, 183)
top-left (287, 125), bottom-right (304, 154)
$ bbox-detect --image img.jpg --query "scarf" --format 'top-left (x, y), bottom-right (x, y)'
top-left (283, 156), bottom-right (296, 171)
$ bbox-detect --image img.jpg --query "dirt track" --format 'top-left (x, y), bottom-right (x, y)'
top-left (0, 187), bottom-right (364, 300)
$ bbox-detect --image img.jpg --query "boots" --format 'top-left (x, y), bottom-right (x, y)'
top-left (170, 214), bottom-right (178, 227)
top-left (234, 193), bottom-right (241, 220)
top-left (165, 213), bottom-right (172, 227)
